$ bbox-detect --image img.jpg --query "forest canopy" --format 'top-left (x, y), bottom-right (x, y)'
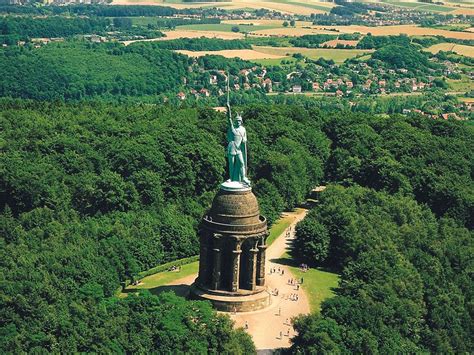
top-left (0, 97), bottom-right (472, 353)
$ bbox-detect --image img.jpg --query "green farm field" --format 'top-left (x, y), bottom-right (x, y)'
top-left (177, 23), bottom-right (280, 33)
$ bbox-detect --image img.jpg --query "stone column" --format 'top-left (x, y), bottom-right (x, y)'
top-left (256, 235), bottom-right (267, 286)
top-left (198, 233), bottom-right (209, 287)
top-left (230, 238), bottom-right (242, 292)
top-left (247, 240), bottom-right (259, 291)
top-left (210, 236), bottom-right (222, 290)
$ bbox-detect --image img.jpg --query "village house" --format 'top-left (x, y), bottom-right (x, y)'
top-left (177, 92), bottom-right (186, 100)
top-left (209, 75), bottom-right (218, 85)
top-left (263, 78), bottom-right (273, 92)
top-left (200, 88), bottom-right (210, 97)
top-left (292, 85), bottom-right (302, 93)
top-left (312, 82), bottom-right (320, 91)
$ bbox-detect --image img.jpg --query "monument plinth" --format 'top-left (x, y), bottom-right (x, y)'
top-left (190, 83), bottom-right (270, 312)
top-left (190, 183), bottom-right (270, 312)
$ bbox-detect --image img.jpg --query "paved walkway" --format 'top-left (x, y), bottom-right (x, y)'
top-left (229, 209), bottom-right (309, 350)
top-left (165, 208), bottom-right (310, 351)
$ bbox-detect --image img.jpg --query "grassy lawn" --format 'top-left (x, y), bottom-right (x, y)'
top-left (267, 209), bottom-right (305, 246)
top-left (276, 249), bottom-right (339, 312)
top-left (177, 23), bottom-right (279, 33)
top-left (289, 266), bottom-right (339, 312)
top-left (121, 261), bottom-right (199, 297)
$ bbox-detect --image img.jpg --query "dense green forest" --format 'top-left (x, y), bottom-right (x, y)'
top-left (0, 16), bottom-right (110, 40)
top-left (0, 42), bottom-right (257, 101)
top-left (0, 43), bottom-right (190, 100)
top-left (141, 38), bottom-right (251, 51)
top-left (1, 99), bottom-right (472, 352)
top-left (290, 113), bottom-right (473, 353)
top-left (292, 186), bottom-right (473, 353)
top-left (0, 100), bottom-right (329, 352)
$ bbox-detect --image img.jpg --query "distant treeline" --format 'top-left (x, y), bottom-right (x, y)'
top-left (356, 34), bottom-right (474, 49)
top-left (290, 34), bottom-right (338, 48)
top-left (289, 33), bottom-right (361, 48)
top-left (0, 4), bottom-right (220, 16)
top-left (0, 43), bottom-right (191, 100)
top-left (331, 0), bottom-right (371, 17)
top-left (0, 41), bottom-right (255, 101)
top-left (371, 44), bottom-right (439, 73)
top-left (146, 38), bottom-right (251, 51)
top-left (0, 16), bottom-right (110, 43)
top-left (356, 34), bottom-right (411, 49)
top-left (412, 35), bottom-right (474, 48)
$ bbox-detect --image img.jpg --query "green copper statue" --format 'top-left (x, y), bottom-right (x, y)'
top-left (226, 77), bottom-right (250, 185)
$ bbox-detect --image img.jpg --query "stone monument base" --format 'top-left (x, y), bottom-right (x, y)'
top-left (190, 282), bottom-right (271, 312)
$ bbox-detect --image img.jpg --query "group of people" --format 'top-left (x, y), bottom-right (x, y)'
top-left (288, 293), bottom-right (299, 302)
top-left (269, 267), bottom-right (285, 276)
top-left (285, 226), bottom-right (293, 239)
top-left (299, 263), bottom-right (309, 273)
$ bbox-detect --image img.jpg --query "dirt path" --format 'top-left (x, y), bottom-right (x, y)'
top-left (165, 208), bottom-right (310, 351)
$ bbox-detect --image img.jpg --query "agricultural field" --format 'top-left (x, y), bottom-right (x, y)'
top-left (176, 23), bottom-right (280, 33)
top-left (111, 0), bottom-right (334, 15)
top-left (122, 29), bottom-right (244, 45)
top-left (322, 39), bottom-right (360, 48)
top-left (223, 19), bottom-right (314, 28)
top-left (246, 24), bottom-right (474, 39)
top-left (426, 43), bottom-right (474, 58)
top-left (174, 46), bottom-right (372, 63)
top-left (175, 48), bottom-right (285, 60)
top-left (311, 25), bottom-right (474, 40)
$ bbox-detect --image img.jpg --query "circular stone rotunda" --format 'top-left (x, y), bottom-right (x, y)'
top-left (190, 181), bottom-right (271, 312)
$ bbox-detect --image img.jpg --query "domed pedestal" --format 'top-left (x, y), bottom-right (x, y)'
top-left (190, 184), bottom-right (270, 312)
